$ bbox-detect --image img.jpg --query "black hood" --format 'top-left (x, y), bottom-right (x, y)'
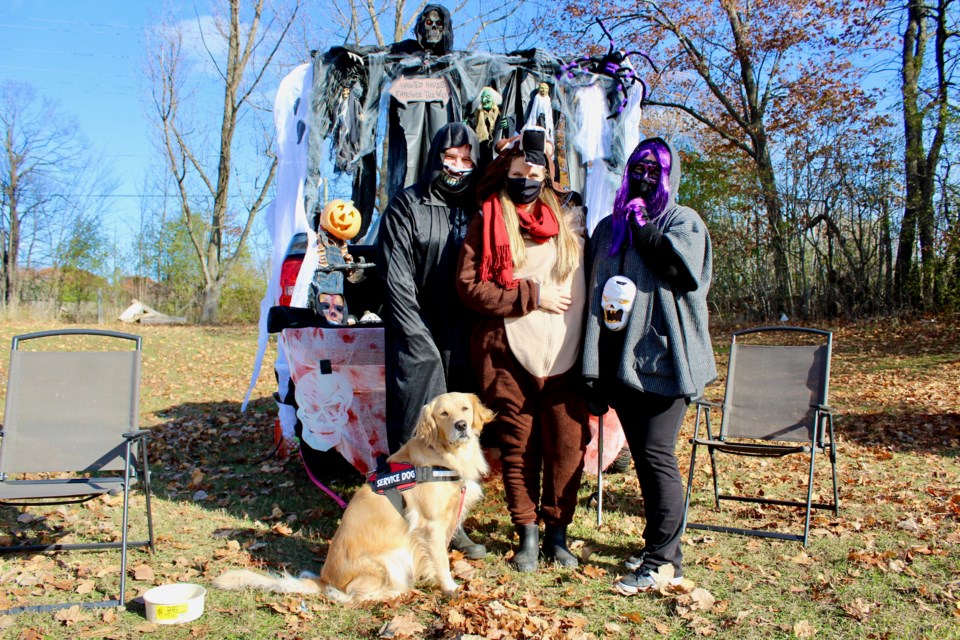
top-left (414, 4), bottom-right (454, 55)
top-left (418, 122), bottom-right (480, 192)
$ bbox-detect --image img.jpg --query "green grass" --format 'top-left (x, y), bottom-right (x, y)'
top-left (0, 317), bottom-right (958, 639)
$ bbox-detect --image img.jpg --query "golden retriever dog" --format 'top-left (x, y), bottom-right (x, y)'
top-left (214, 392), bottom-right (492, 603)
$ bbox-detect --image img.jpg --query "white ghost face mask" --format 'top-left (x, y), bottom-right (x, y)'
top-left (602, 276), bottom-right (638, 331)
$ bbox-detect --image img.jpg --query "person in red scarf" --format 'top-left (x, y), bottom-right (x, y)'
top-left (456, 127), bottom-right (589, 572)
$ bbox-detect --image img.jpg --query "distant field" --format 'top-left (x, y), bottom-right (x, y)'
top-left (0, 316), bottom-right (957, 639)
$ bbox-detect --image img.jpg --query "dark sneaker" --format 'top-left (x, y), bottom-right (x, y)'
top-left (624, 552), bottom-right (647, 571)
top-left (614, 566), bottom-right (683, 595)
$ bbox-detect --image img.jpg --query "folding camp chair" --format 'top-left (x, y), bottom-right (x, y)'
top-left (0, 329), bottom-right (155, 614)
top-left (681, 327), bottom-right (839, 546)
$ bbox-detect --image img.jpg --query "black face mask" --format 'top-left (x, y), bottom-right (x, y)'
top-left (506, 177), bottom-right (543, 205)
top-left (629, 160), bottom-right (662, 198)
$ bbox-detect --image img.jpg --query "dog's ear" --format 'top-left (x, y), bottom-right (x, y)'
top-left (414, 398), bottom-right (440, 444)
top-left (469, 393), bottom-right (495, 431)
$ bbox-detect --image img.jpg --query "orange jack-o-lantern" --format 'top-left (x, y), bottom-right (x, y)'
top-left (319, 199), bottom-right (362, 241)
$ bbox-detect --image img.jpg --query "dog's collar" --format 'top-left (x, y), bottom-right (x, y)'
top-left (367, 460), bottom-right (462, 515)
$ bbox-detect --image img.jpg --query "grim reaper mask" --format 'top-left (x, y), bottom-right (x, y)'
top-left (415, 4), bottom-right (453, 55)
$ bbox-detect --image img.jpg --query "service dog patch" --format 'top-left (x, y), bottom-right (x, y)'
top-left (368, 462), bottom-right (418, 494)
top-left (367, 460), bottom-right (461, 515)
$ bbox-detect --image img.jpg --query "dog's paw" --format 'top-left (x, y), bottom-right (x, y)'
top-left (441, 580), bottom-right (459, 597)
top-left (298, 570), bottom-right (318, 579)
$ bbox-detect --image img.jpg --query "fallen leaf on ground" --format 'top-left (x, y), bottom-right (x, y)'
top-left (582, 564), bottom-right (606, 579)
top-left (452, 559), bottom-right (476, 580)
top-left (132, 564), bottom-right (155, 581)
top-left (76, 579), bottom-right (97, 594)
top-left (653, 620), bottom-right (672, 634)
top-left (53, 605), bottom-right (88, 626)
top-left (842, 598), bottom-right (873, 621)
top-left (379, 612), bottom-right (426, 638)
top-left (794, 619), bottom-right (817, 637)
top-left (897, 518), bottom-right (920, 532)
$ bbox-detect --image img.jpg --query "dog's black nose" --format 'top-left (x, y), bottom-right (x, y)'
top-left (455, 420), bottom-right (468, 432)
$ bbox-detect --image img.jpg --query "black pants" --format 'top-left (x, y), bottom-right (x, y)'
top-left (606, 385), bottom-right (689, 572)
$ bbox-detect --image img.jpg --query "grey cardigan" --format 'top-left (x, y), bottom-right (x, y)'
top-left (582, 140), bottom-right (717, 398)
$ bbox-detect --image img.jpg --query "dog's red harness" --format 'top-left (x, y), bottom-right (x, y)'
top-left (367, 461), bottom-right (463, 516)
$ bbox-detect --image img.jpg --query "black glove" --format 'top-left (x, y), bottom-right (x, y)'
top-left (584, 379), bottom-right (608, 417)
top-left (629, 213), bottom-right (662, 251)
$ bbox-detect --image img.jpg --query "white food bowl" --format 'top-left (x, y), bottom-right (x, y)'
top-left (143, 583), bottom-right (206, 625)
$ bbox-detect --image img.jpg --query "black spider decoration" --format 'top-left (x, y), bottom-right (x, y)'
top-left (559, 18), bottom-right (658, 119)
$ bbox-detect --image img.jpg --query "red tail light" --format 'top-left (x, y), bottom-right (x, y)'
top-left (278, 255), bottom-right (304, 306)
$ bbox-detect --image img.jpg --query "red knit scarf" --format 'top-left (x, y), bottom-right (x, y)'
top-left (478, 193), bottom-right (560, 289)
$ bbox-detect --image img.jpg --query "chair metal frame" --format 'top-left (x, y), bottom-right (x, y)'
top-left (0, 329), bottom-right (155, 614)
top-left (681, 326), bottom-right (839, 546)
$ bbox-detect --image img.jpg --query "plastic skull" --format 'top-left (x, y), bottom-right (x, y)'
top-left (295, 369), bottom-right (354, 452)
top-left (601, 276), bottom-right (638, 331)
top-left (421, 9), bottom-right (443, 45)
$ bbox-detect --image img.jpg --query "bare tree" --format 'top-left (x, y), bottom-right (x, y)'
top-left (146, 0), bottom-right (300, 323)
top-left (0, 81), bottom-right (99, 315)
top-left (895, 0), bottom-right (957, 309)
top-left (316, 0), bottom-right (535, 50)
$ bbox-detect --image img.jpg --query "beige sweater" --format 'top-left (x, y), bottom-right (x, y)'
top-left (503, 234), bottom-right (586, 378)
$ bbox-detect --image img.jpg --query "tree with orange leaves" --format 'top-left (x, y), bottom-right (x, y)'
top-left (555, 0), bottom-right (884, 316)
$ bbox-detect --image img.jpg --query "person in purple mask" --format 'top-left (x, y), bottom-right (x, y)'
top-left (582, 136), bottom-right (717, 594)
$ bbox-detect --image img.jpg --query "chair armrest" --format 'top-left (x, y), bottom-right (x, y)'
top-left (122, 430), bottom-right (150, 441)
top-left (812, 404), bottom-right (833, 413)
top-left (694, 397), bottom-right (722, 409)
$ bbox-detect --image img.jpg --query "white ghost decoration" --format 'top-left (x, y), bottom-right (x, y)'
top-left (295, 368), bottom-right (354, 452)
top-left (602, 276), bottom-right (638, 331)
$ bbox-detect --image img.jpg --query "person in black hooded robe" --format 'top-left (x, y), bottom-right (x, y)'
top-left (377, 122), bottom-right (486, 558)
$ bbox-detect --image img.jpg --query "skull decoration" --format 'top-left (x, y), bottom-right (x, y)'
top-left (601, 276), bottom-right (638, 332)
top-left (319, 199), bottom-right (362, 241)
top-left (295, 369), bottom-right (354, 452)
top-left (421, 9), bottom-right (443, 46)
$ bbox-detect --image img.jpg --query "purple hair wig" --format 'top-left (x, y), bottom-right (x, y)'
top-left (608, 139), bottom-right (672, 256)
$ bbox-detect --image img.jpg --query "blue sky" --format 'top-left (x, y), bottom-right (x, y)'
top-left (0, 0), bottom-right (539, 271)
top-left (1, 2), bottom-right (159, 245)
top-left (0, 1), bottom-right (308, 267)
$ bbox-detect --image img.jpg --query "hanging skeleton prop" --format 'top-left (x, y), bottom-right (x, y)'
top-left (303, 4), bottom-right (580, 232)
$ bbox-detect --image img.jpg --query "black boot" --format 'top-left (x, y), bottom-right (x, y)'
top-left (511, 523), bottom-right (539, 572)
top-left (450, 525), bottom-right (486, 560)
top-left (542, 524), bottom-right (578, 568)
